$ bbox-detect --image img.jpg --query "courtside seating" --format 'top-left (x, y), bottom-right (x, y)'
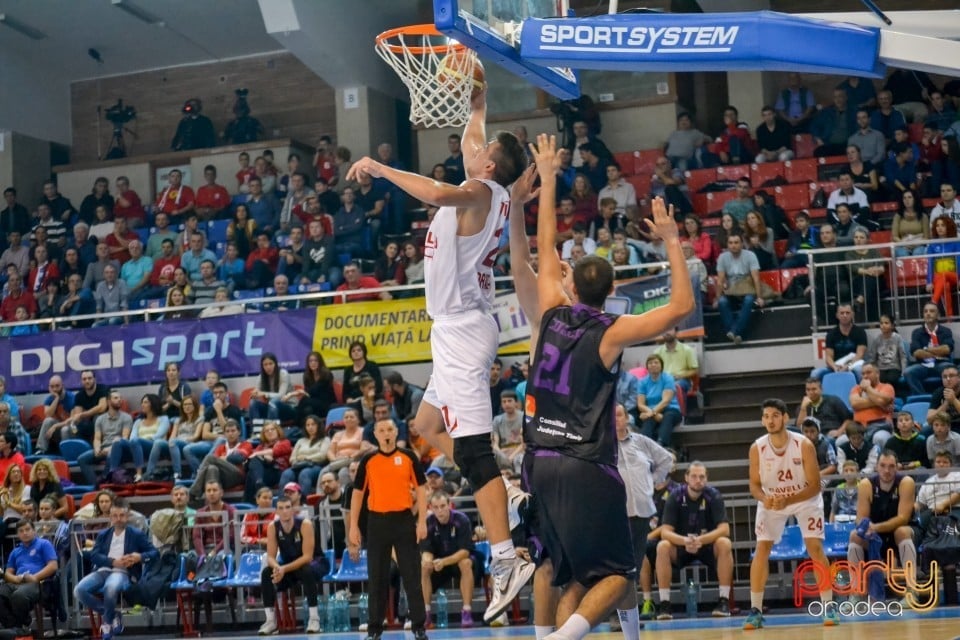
top-left (891, 257), bottom-right (927, 289)
top-left (759, 271), bottom-right (784, 294)
top-left (822, 372), bottom-right (857, 411)
top-left (824, 522), bottom-right (855, 558)
top-left (779, 268), bottom-right (809, 294)
top-left (330, 549), bottom-right (368, 584)
top-left (59, 439), bottom-right (92, 465)
top-left (767, 525), bottom-right (807, 561)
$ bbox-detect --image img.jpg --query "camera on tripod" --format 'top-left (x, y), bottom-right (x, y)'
top-left (104, 100), bottom-right (136, 132)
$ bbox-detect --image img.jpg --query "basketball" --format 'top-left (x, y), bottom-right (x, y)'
top-left (436, 51), bottom-right (484, 99)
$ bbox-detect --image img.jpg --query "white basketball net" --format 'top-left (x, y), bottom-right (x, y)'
top-left (375, 29), bottom-right (479, 129)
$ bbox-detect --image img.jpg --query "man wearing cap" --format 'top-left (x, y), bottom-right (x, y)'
top-left (425, 466), bottom-right (460, 497)
top-left (283, 482), bottom-right (304, 510)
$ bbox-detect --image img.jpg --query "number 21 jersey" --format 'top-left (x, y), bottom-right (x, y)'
top-left (526, 304), bottom-right (620, 465)
top-left (423, 178), bottom-right (509, 318)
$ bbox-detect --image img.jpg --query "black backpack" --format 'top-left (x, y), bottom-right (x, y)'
top-left (126, 550), bottom-right (180, 609)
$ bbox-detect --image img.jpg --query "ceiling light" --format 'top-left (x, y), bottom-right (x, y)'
top-left (0, 13), bottom-right (47, 40)
top-left (111, 0), bottom-right (165, 26)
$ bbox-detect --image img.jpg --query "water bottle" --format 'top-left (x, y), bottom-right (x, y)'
top-left (685, 580), bottom-right (698, 618)
top-left (358, 593), bottom-right (369, 627)
top-left (325, 594), bottom-right (337, 632)
top-left (316, 598), bottom-right (326, 631)
top-left (435, 590), bottom-right (449, 628)
top-left (337, 592), bottom-right (350, 632)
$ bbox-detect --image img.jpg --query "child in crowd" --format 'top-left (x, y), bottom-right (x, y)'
top-left (830, 460), bottom-right (860, 522)
top-left (886, 411), bottom-right (928, 470)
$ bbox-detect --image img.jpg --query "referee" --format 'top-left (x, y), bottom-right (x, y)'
top-left (348, 419), bottom-right (428, 640)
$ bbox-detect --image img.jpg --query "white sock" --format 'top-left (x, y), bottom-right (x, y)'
top-left (658, 589), bottom-right (671, 603)
top-left (555, 613), bottom-right (591, 640)
top-left (263, 608), bottom-right (276, 623)
top-left (642, 592), bottom-right (652, 602)
top-left (617, 607), bottom-right (640, 640)
top-left (462, 605), bottom-right (471, 612)
top-left (424, 605), bottom-right (431, 613)
top-left (750, 592), bottom-right (764, 610)
top-left (848, 543), bottom-right (865, 564)
top-left (898, 540), bottom-right (917, 570)
top-left (719, 585), bottom-right (731, 599)
top-left (491, 539), bottom-right (517, 561)
top-left (535, 625), bottom-right (556, 640)
top-left (308, 606), bottom-right (319, 621)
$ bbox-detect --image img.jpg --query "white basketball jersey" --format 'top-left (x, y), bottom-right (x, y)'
top-left (755, 431), bottom-right (810, 497)
top-left (423, 178), bottom-right (510, 318)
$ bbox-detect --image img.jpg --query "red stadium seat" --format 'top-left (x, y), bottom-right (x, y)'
top-left (702, 217), bottom-right (721, 228)
top-left (793, 134), bottom-right (816, 159)
top-left (892, 257), bottom-right (928, 288)
top-left (614, 151), bottom-right (638, 176)
top-left (908, 122), bottom-right (924, 144)
top-left (691, 193), bottom-right (710, 215)
top-left (627, 175), bottom-right (652, 198)
top-left (806, 208), bottom-right (828, 220)
top-left (818, 155), bottom-right (848, 166)
top-left (239, 388), bottom-right (255, 411)
top-left (684, 168), bottom-right (717, 194)
top-left (774, 239), bottom-right (789, 259)
top-left (784, 158), bottom-right (818, 184)
top-left (779, 268), bottom-right (809, 294)
top-left (716, 164), bottom-right (751, 181)
top-left (872, 230), bottom-right (893, 244)
top-left (751, 162), bottom-right (785, 188)
top-left (923, 198), bottom-right (940, 209)
top-left (774, 184), bottom-right (810, 210)
top-left (634, 149), bottom-right (661, 175)
top-left (759, 270), bottom-right (784, 293)
top-left (871, 201), bottom-right (899, 214)
top-left (705, 191), bottom-right (737, 215)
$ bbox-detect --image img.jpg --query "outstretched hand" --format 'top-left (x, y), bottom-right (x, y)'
top-left (644, 197), bottom-right (679, 241)
top-left (469, 84), bottom-right (488, 112)
top-left (529, 133), bottom-right (561, 180)
top-left (511, 164), bottom-right (540, 204)
top-left (346, 157), bottom-right (383, 181)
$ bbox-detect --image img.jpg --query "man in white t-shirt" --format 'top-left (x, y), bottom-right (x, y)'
top-left (561, 223), bottom-right (598, 260)
top-left (597, 162), bottom-right (638, 219)
top-left (826, 172), bottom-right (870, 219)
top-left (713, 233), bottom-right (763, 344)
top-left (929, 183), bottom-right (960, 232)
top-left (915, 450), bottom-right (960, 515)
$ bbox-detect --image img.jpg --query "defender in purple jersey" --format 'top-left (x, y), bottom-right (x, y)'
top-left (524, 134), bottom-right (694, 640)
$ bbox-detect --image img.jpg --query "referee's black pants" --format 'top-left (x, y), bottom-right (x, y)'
top-left (367, 510), bottom-right (426, 635)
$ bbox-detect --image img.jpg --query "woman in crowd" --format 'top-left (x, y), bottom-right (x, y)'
top-left (29, 458), bottom-right (67, 519)
top-left (681, 214), bottom-right (716, 272)
top-left (227, 204), bottom-right (258, 258)
top-left (753, 190), bottom-right (789, 240)
top-left (89, 205), bottom-right (114, 241)
top-left (323, 407), bottom-right (364, 481)
top-left (171, 267), bottom-right (194, 302)
top-left (157, 362), bottom-right (192, 420)
top-left (845, 144), bottom-right (881, 202)
top-left (296, 351), bottom-right (337, 422)
top-left (374, 240), bottom-right (405, 287)
top-left (845, 227), bottom-right (886, 322)
top-left (569, 174), bottom-right (598, 223)
top-left (349, 374), bottom-right (379, 425)
top-left (79, 177), bottom-right (114, 226)
top-left (162, 286), bottom-right (195, 320)
top-left (243, 422), bottom-right (292, 502)
top-left (149, 395), bottom-right (206, 481)
top-left (37, 280), bottom-right (62, 319)
top-left (594, 227), bottom-right (613, 260)
top-left (241, 486), bottom-right (275, 549)
top-left (636, 354), bottom-right (682, 448)
top-left (1, 464), bottom-right (30, 535)
top-left (744, 210), bottom-right (778, 270)
top-left (341, 340), bottom-right (382, 403)
top-left (401, 240), bottom-right (425, 291)
top-left (892, 189), bottom-right (929, 256)
top-left (218, 242), bottom-right (247, 290)
top-left (926, 215), bottom-right (960, 317)
top-left (134, 393), bottom-right (171, 482)
top-left (279, 414), bottom-right (330, 495)
top-left (248, 352), bottom-right (299, 426)
top-left (865, 314), bottom-right (908, 391)
top-left (715, 212), bottom-right (741, 256)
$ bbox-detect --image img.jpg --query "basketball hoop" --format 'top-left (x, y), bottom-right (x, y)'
top-left (375, 24), bottom-right (479, 129)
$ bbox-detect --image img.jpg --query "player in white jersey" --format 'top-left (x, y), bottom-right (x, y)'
top-left (745, 398), bottom-right (838, 630)
top-left (347, 87), bottom-right (532, 624)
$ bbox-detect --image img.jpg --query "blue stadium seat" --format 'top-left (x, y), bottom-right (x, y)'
top-left (58, 439), bottom-right (92, 465)
top-left (322, 549), bottom-right (336, 581)
top-left (207, 219), bottom-right (230, 247)
top-left (822, 372), bottom-right (857, 411)
top-left (224, 552), bottom-right (265, 588)
top-left (824, 521), bottom-right (854, 558)
top-left (331, 550), bottom-right (367, 582)
top-left (765, 525), bottom-right (807, 561)
top-left (475, 540), bottom-right (491, 573)
top-left (901, 401), bottom-right (928, 428)
top-left (324, 407), bottom-right (347, 431)
top-left (136, 227), bottom-right (150, 245)
top-left (905, 394), bottom-right (932, 404)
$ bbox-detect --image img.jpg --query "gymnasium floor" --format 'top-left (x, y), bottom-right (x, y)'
top-left (194, 608), bottom-right (960, 640)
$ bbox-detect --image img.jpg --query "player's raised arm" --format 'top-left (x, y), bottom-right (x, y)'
top-left (532, 134), bottom-right (571, 316)
top-left (509, 164), bottom-right (541, 324)
top-left (463, 87), bottom-right (488, 180)
top-left (602, 198), bottom-right (694, 354)
top-left (347, 159), bottom-right (490, 210)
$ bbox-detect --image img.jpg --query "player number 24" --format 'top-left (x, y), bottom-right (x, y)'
top-left (777, 469), bottom-right (793, 482)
